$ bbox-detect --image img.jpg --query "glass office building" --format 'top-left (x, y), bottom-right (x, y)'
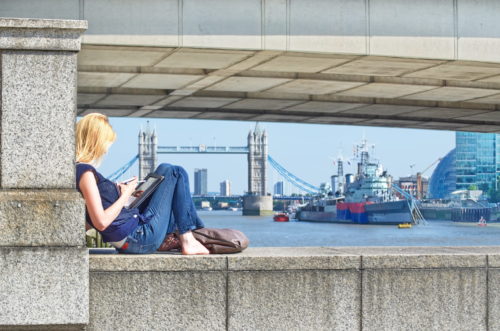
top-left (429, 132), bottom-right (500, 199)
top-left (455, 132), bottom-right (499, 191)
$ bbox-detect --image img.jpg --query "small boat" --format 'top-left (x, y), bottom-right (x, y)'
top-left (273, 213), bottom-right (289, 222)
top-left (398, 223), bottom-right (412, 229)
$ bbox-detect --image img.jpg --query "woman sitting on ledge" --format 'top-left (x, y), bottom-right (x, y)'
top-left (76, 113), bottom-right (209, 255)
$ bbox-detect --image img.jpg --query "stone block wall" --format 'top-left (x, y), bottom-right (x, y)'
top-left (0, 18), bottom-right (88, 330)
top-left (89, 246), bottom-right (500, 331)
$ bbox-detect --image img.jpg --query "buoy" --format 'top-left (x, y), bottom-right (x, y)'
top-left (398, 223), bottom-right (412, 229)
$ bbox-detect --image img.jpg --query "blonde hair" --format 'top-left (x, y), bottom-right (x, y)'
top-left (76, 113), bottom-right (116, 167)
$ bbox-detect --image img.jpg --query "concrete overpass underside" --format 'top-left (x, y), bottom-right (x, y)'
top-left (6, 0), bottom-right (500, 132)
top-left (78, 45), bottom-right (500, 132)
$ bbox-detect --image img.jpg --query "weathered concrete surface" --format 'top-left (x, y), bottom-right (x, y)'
top-left (228, 270), bottom-right (360, 331)
top-left (0, 247), bottom-right (89, 327)
top-left (1, 49), bottom-right (78, 189)
top-left (89, 271), bottom-right (226, 331)
top-left (89, 246), bottom-right (500, 330)
top-left (363, 268), bottom-right (486, 331)
top-left (0, 190), bottom-right (85, 246)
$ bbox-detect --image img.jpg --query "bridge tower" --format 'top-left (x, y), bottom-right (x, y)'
top-left (138, 123), bottom-right (158, 180)
top-left (247, 122), bottom-right (268, 195)
top-left (244, 123), bottom-right (273, 215)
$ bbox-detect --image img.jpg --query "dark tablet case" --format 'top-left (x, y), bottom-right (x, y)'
top-left (127, 174), bottom-right (164, 209)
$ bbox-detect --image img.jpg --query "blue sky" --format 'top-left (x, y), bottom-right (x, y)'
top-left (94, 117), bottom-right (455, 195)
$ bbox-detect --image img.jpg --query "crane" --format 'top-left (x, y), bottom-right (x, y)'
top-left (415, 157), bottom-right (443, 200)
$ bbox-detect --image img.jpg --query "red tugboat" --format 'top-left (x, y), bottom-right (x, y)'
top-left (273, 212), bottom-right (289, 222)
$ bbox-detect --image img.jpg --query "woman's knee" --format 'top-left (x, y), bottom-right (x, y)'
top-left (155, 163), bottom-right (187, 177)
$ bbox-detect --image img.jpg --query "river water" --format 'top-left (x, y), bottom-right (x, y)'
top-left (199, 210), bottom-right (500, 247)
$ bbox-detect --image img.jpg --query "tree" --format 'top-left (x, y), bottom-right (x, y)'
top-left (468, 184), bottom-right (478, 191)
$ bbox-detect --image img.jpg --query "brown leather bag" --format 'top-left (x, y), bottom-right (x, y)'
top-left (192, 228), bottom-right (249, 254)
top-left (158, 228), bottom-right (249, 254)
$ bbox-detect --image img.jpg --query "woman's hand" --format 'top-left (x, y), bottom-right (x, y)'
top-left (118, 177), bottom-right (138, 198)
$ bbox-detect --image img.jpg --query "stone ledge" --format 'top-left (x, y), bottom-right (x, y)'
top-left (90, 253), bottom-right (227, 272)
top-left (0, 190), bottom-right (86, 247)
top-left (227, 246), bottom-right (360, 270)
top-left (335, 246), bottom-right (490, 269)
top-left (0, 18), bottom-right (87, 51)
top-left (89, 246), bottom-right (500, 271)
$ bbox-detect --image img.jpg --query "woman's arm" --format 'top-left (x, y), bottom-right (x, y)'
top-left (79, 171), bottom-right (137, 231)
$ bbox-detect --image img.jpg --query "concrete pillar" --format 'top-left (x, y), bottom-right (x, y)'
top-left (0, 18), bottom-right (88, 330)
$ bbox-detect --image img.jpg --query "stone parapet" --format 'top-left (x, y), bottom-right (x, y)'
top-left (88, 246), bottom-right (500, 330)
top-left (0, 190), bottom-right (85, 247)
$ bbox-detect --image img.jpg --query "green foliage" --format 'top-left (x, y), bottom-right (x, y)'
top-left (468, 184), bottom-right (478, 191)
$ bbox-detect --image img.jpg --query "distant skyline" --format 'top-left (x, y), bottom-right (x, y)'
top-left (94, 117), bottom-right (455, 195)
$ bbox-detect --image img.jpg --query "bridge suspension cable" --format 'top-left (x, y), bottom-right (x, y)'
top-left (267, 155), bottom-right (320, 195)
top-left (107, 154), bottom-right (139, 181)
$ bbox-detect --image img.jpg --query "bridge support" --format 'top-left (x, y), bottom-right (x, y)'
top-left (0, 19), bottom-right (88, 330)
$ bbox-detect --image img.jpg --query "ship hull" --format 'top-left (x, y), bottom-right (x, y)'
top-left (297, 200), bottom-right (413, 225)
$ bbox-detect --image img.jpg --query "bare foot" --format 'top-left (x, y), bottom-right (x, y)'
top-left (178, 231), bottom-right (210, 255)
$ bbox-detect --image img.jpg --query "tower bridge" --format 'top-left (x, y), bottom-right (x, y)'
top-left (138, 122), bottom-right (308, 215)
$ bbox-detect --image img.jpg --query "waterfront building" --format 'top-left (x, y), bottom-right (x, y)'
top-left (220, 180), bottom-right (231, 196)
top-left (428, 149), bottom-right (456, 199)
top-left (274, 181), bottom-right (284, 195)
top-left (455, 132), bottom-right (499, 191)
top-left (429, 132), bottom-right (500, 199)
top-left (398, 175), bottom-right (429, 198)
top-left (194, 168), bottom-right (208, 195)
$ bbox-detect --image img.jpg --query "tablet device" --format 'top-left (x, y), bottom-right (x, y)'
top-left (125, 173), bottom-right (164, 209)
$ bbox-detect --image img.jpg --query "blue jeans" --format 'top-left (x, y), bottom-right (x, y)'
top-left (119, 163), bottom-right (205, 254)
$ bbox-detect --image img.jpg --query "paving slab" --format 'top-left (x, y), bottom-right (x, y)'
top-left (285, 101), bottom-right (365, 113)
top-left (251, 55), bottom-right (351, 73)
top-left (401, 86), bottom-right (499, 102)
top-left (338, 83), bottom-right (436, 98)
top-left (206, 76), bottom-right (291, 92)
top-left (267, 79), bottom-right (364, 95)
top-left (96, 94), bottom-right (165, 106)
top-left (325, 57), bottom-right (441, 76)
top-left (169, 96), bottom-right (240, 108)
top-left (340, 104), bottom-right (425, 116)
top-left (223, 98), bottom-right (302, 110)
top-left (157, 49), bottom-right (250, 69)
top-left (399, 107), bottom-right (489, 119)
top-left (123, 73), bottom-right (204, 89)
top-left (78, 72), bottom-right (135, 88)
top-left (78, 47), bottom-right (170, 66)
